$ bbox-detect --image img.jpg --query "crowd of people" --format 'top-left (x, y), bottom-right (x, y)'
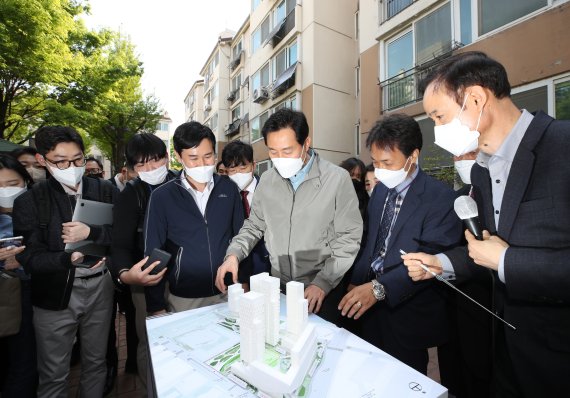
top-left (0, 51), bottom-right (568, 398)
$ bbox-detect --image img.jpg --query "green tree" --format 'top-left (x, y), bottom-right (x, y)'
top-left (0, 0), bottom-right (82, 140)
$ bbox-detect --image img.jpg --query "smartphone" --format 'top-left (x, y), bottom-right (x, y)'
top-left (74, 255), bottom-right (105, 268)
top-left (0, 236), bottom-right (23, 249)
top-left (142, 248), bottom-right (171, 275)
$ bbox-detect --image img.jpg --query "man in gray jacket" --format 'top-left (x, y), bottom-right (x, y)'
top-left (215, 109), bottom-right (362, 322)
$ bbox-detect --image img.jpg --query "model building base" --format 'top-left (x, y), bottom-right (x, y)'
top-left (232, 323), bottom-right (317, 397)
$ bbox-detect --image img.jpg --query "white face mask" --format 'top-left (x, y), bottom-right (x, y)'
top-left (0, 186), bottom-right (27, 208)
top-left (185, 164), bottom-right (215, 184)
top-left (49, 165), bottom-right (84, 187)
top-left (26, 167), bottom-right (46, 182)
top-left (229, 172), bottom-right (254, 191)
top-left (271, 145), bottom-right (307, 179)
top-left (374, 156), bottom-right (412, 189)
top-left (454, 159), bottom-right (476, 185)
top-left (433, 96), bottom-right (482, 157)
top-left (138, 164), bottom-right (168, 185)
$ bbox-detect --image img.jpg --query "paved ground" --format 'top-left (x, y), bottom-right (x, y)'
top-left (68, 312), bottom-right (441, 397)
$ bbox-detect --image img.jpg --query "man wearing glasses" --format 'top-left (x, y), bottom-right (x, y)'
top-left (13, 126), bottom-right (118, 398)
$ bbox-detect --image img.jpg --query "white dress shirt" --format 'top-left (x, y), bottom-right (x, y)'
top-left (181, 173), bottom-right (214, 217)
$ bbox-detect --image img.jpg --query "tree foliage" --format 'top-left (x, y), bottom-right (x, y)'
top-left (0, 0), bottom-right (162, 173)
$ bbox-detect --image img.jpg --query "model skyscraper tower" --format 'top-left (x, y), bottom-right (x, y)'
top-left (250, 273), bottom-right (280, 346)
top-left (231, 279), bottom-right (317, 396)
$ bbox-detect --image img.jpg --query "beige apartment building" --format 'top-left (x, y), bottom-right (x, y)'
top-left (184, 80), bottom-right (204, 123)
top-left (184, 0), bottom-right (359, 173)
top-left (358, 0), bottom-right (570, 168)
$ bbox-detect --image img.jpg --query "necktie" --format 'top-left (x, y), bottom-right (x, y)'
top-left (371, 188), bottom-right (398, 274)
top-left (240, 190), bottom-right (250, 218)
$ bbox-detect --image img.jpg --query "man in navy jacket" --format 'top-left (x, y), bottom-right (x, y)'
top-left (339, 114), bottom-right (462, 374)
top-left (144, 122), bottom-right (244, 314)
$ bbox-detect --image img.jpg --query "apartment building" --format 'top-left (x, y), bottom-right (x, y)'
top-left (184, 0), bottom-right (359, 173)
top-left (184, 80), bottom-right (204, 123)
top-left (359, 0), bottom-right (570, 168)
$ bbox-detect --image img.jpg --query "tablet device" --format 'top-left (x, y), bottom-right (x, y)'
top-left (0, 236), bottom-right (23, 249)
top-left (65, 199), bottom-right (113, 256)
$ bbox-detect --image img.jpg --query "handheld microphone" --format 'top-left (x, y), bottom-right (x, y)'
top-left (454, 196), bottom-right (483, 241)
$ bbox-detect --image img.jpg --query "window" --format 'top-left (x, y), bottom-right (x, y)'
top-left (251, 111), bottom-right (269, 142)
top-left (512, 86), bottom-right (548, 114)
top-left (232, 40), bottom-right (243, 60)
top-left (555, 80), bottom-right (570, 120)
top-left (252, 0), bottom-right (261, 11)
top-left (157, 122), bottom-right (169, 132)
top-left (274, 95), bottom-right (297, 111)
top-left (460, 0), bottom-right (472, 45)
top-left (252, 63), bottom-right (271, 93)
top-left (232, 106), bottom-right (241, 122)
top-left (255, 160), bottom-right (272, 176)
top-left (273, 41), bottom-right (298, 80)
top-left (479, 0), bottom-right (547, 35)
top-left (383, 0), bottom-right (414, 22)
top-left (415, 3), bottom-right (451, 64)
top-left (231, 74), bottom-right (242, 101)
top-left (252, 17), bottom-right (271, 54)
top-left (274, 1), bottom-right (286, 26)
top-left (213, 81), bottom-right (219, 100)
top-left (210, 113), bottom-right (218, 131)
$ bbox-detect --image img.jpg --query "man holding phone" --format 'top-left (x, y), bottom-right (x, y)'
top-left (13, 126), bottom-right (118, 398)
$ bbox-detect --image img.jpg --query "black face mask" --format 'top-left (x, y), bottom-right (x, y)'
top-left (87, 173), bottom-right (104, 179)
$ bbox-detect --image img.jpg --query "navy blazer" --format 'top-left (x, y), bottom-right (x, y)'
top-left (352, 168), bottom-right (462, 349)
top-left (446, 111), bottom-right (570, 396)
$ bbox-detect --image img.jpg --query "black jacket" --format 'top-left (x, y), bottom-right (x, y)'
top-left (13, 177), bottom-right (118, 310)
top-left (144, 174), bottom-right (244, 312)
top-left (110, 171), bottom-right (178, 279)
top-left (445, 112), bottom-right (570, 396)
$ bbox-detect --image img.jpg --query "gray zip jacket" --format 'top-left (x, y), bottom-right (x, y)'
top-left (226, 151), bottom-right (363, 294)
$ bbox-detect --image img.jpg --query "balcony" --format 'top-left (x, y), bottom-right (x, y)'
top-left (271, 63), bottom-right (297, 99)
top-left (229, 50), bottom-right (244, 72)
top-left (225, 118), bottom-right (242, 137)
top-left (226, 89), bottom-right (238, 103)
top-left (379, 42), bottom-right (462, 112)
top-left (263, 10), bottom-right (295, 48)
top-left (381, 0), bottom-right (416, 23)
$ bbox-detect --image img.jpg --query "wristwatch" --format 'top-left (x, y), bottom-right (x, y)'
top-left (371, 279), bottom-right (386, 301)
top-left (117, 268), bottom-right (129, 286)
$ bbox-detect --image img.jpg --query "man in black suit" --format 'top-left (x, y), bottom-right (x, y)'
top-left (403, 51), bottom-right (570, 397)
top-left (339, 114), bottom-right (462, 374)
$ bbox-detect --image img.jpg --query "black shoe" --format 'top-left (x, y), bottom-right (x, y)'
top-left (103, 363), bottom-right (117, 396)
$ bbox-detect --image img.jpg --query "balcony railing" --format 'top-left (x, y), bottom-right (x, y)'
top-left (263, 10), bottom-right (295, 48)
top-left (381, 0), bottom-right (416, 23)
top-left (379, 41), bottom-right (462, 112)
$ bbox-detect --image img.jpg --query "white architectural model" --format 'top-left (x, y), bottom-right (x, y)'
top-left (230, 279), bottom-right (317, 397)
top-left (227, 283), bottom-right (244, 317)
top-left (250, 273), bottom-right (280, 346)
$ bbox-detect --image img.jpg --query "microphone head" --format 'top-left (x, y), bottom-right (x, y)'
top-left (454, 195), bottom-right (478, 220)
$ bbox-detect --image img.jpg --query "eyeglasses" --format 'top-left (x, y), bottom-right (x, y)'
top-left (44, 156), bottom-right (87, 170)
top-left (85, 168), bottom-right (103, 175)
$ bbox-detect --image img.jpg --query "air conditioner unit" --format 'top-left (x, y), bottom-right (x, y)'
top-left (204, 103), bottom-right (212, 112)
top-left (226, 90), bottom-right (236, 102)
top-left (253, 87), bottom-right (269, 104)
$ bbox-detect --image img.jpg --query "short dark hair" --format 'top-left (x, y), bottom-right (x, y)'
top-left (10, 147), bottom-right (38, 160)
top-left (34, 126), bottom-right (85, 156)
top-left (365, 163), bottom-right (374, 173)
top-left (85, 157), bottom-right (103, 169)
top-left (0, 154), bottom-right (34, 188)
top-left (173, 122), bottom-right (216, 154)
top-left (222, 141), bottom-right (254, 168)
top-left (216, 160), bottom-right (225, 172)
top-left (339, 157), bottom-right (366, 181)
top-left (419, 51), bottom-right (511, 104)
top-left (124, 133), bottom-right (167, 168)
top-left (261, 109), bottom-right (309, 145)
top-left (366, 114), bottom-right (423, 157)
